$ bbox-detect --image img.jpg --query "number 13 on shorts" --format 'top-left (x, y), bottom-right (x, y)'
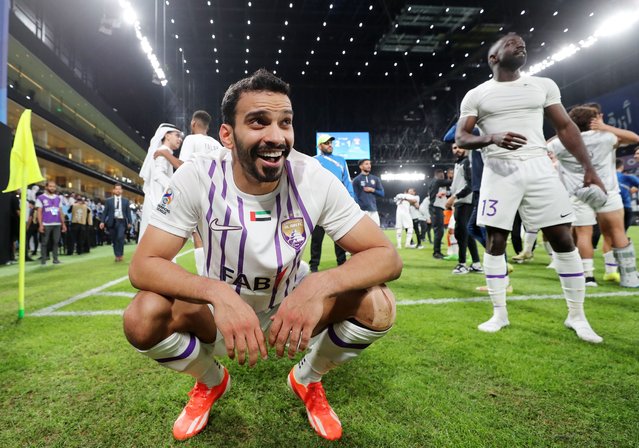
top-left (481, 199), bottom-right (498, 217)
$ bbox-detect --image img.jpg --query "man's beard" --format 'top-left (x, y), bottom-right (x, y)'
top-left (233, 132), bottom-right (291, 183)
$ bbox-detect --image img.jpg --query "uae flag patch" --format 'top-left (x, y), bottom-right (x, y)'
top-left (250, 210), bottom-right (271, 221)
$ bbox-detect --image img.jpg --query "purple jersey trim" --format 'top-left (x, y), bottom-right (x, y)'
top-left (205, 161), bottom-right (218, 276)
top-left (235, 197), bottom-right (248, 295)
top-left (285, 161), bottom-right (314, 233)
top-left (155, 334), bottom-right (196, 363)
top-left (218, 161), bottom-right (231, 280)
top-left (327, 324), bottom-right (371, 349)
top-left (269, 193), bottom-right (284, 308)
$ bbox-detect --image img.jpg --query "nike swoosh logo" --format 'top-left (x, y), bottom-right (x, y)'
top-left (560, 212), bottom-right (572, 218)
top-left (209, 218), bottom-right (243, 231)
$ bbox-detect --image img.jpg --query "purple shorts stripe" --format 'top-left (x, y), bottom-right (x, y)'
top-left (485, 274), bottom-right (506, 279)
top-left (155, 334), bottom-right (196, 363)
top-left (605, 263), bottom-right (618, 266)
top-left (328, 324), bottom-right (371, 349)
top-left (558, 272), bottom-right (584, 278)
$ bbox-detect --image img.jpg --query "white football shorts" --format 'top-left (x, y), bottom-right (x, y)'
top-left (477, 155), bottom-right (574, 231)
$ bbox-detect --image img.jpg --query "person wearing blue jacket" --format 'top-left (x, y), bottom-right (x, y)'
top-left (352, 158), bottom-right (384, 226)
top-left (309, 134), bottom-right (356, 272)
top-left (616, 158), bottom-right (639, 230)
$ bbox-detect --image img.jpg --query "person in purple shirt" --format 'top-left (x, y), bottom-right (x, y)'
top-left (36, 180), bottom-right (67, 265)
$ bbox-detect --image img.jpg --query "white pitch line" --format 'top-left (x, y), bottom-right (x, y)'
top-left (397, 290), bottom-right (639, 306)
top-left (96, 292), bottom-right (137, 298)
top-left (30, 249), bottom-right (194, 317)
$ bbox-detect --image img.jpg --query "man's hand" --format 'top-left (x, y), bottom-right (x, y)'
top-left (212, 289), bottom-right (268, 367)
top-left (583, 168), bottom-right (607, 194)
top-left (153, 148), bottom-right (172, 160)
top-left (268, 274), bottom-right (326, 359)
top-left (445, 196), bottom-right (455, 210)
top-left (363, 186), bottom-right (375, 193)
top-left (38, 224), bottom-right (44, 234)
top-left (589, 116), bottom-right (605, 131)
top-left (99, 222), bottom-right (105, 230)
top-left (61, 223), bottom-right (67, 233)
top-left (491, 132), bottom-right (527, 150)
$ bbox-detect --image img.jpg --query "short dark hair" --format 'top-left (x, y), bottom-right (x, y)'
top-left (221, 68), bottom-right (290, 126)
top-left (583, 102), bottom-right (602, 114)
top-left (358, 158), bottom-right (370, 166)
top-left (616, 158), bottom-right (624, 169)
top-left (114, 182), bottom-right (122, 189)
top-left (569, 106), bottom-right (599, 132)
top-left (192, 110), bottom-right (212, 127)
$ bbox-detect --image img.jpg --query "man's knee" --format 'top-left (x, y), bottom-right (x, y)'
top-left (354, 285), bottom-right (396, 331)
top-left (123, 291), bottom-right (173, 350)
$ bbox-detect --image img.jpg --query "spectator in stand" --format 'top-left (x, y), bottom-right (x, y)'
top-left (352, 159), bottom-right (384, 226)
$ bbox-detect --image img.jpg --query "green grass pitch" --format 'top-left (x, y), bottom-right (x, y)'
top-left (0, 229), bottom-right (638, 447)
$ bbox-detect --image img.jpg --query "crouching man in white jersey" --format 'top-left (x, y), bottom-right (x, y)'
top-left (123, 69), bottom-right (402, 442)
top-left (455, 33), bottom-right (606, 343)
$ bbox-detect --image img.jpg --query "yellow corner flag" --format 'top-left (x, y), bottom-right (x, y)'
top-left (2, 109), bottom-right (44, 319)
top-left (3, 110), bottom-right (43, 193)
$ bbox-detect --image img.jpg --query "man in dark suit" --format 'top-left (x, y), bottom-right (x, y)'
top-left (100, 183), bottom-right (131, 262)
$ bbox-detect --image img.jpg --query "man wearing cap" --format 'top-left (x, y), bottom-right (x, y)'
top-left (352, 158), bottom-right (384, 226)
top-left (138, 123), bottom-right (183, 240)
top-left (310, 134), bottom-right (356, 272)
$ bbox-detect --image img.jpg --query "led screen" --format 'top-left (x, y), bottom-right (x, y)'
top-left (315, 132), bottom-right (371, 160)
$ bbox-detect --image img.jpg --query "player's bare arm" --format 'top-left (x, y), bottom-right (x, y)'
top-left (589, 116), bottom-right (639, 146)
top-left (268, 215), bottom-right (402, 359)
top-left (153, 148), bottom-right (184, 169)
top-left (129, 225), bottom-right (268, 366)
top-left (545, 103), bottom-right (606, 193)
top-left (455, 115), bottom-right (527, 150)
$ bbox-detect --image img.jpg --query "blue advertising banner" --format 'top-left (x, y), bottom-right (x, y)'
top-left (589, 81), bottom-right (639, 133)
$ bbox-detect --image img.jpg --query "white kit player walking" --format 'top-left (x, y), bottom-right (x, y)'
top-left (124, 69), bottom-right (401, 442)
top-left (455, 33), bottom-right (606, 343)
top-left (548, 105), bottom-right (639, 288)
top-left (394, 188), bottom-right (419, 249)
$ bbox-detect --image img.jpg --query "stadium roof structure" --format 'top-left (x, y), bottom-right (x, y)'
top-left (21, 0), bottom-right (637, 150)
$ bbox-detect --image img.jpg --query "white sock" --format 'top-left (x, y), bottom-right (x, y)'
top-left (603, 251), bottom-right (618, 274)
top-left (543, 241), bottom-right (554, 256)
top-left (523, 230), bottom-right (538, 253)
top-left (396, 229), bottom-right (402, 247)
top-left (194, 247), bottom-right (206, 276)
top-left (405, 228), bottom-right (414, 246)
top-left (140, 332), bottom-right (224, 387)
top-left (295, 320), bottom-right (389, 385)
top-left (479, 253), bottom-right (509, 332)
top-left (612, 242), bottom-right (639, 287)
top-left (554, 250), bottom-right (602, 343)
top-left (582, 258), bottom-right (594, 277)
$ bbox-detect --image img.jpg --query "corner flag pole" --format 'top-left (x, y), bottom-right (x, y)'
top-left (2, 109), bottom-right (44, 319)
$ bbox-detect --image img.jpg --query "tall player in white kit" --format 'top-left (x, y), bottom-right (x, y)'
top-left (455, 33), bottom-right (606, 343)
top-left (124, 69), bottom-right (402, 441)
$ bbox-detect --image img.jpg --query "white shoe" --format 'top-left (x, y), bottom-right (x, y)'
top-left (478, 316), bottom-right (510, 333)
top-left (564, 317), bottom-right (603, 344)
top-left (546, 260), bottom-right (556, 270)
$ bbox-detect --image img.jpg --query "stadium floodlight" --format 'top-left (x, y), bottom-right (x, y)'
top-left (523, 7), bottom-right (639, 77)
top-left (594, 11), bottom-right (639, 37)
top-left (118, 0), bottom-right (168, 87)
top-left (381, 172), bottom-right (426, 181)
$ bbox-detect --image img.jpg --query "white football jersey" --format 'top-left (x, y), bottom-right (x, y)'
top-left (150, 148), bottom-right (364, 312)
top-left (179, 134), bottom-right (223, 162)
top-left (460, 76), bottom-right (561, 160)
top-left (548, 130), bottom-right (619, 194)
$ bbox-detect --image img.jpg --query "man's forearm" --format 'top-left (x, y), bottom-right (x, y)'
top-left (557, 125), bottom-right (594, 171)
top-left (129, 255), bottom-right (234, 306)
top-left (455, 131), bottom-right (492, 150)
